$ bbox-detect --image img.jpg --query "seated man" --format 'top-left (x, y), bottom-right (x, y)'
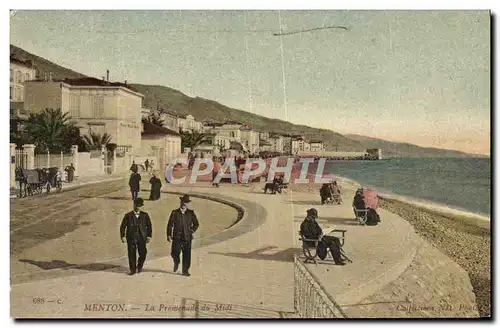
top-left (300, 208), bottom-right (346, 265)
top-left (320, 183), bottom-right (333, 204)
top-left (330, 181), bottom-right (341, 195)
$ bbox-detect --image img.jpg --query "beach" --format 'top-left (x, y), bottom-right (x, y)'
top-left (288, 176), bottom-right (490, 317)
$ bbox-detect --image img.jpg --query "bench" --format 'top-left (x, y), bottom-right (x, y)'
top-left (353, 207), bottom-right (369, 225)
top-left (299, 229), bottom-right (352, 264)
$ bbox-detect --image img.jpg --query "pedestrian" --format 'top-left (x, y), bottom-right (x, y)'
top-left (130, 160), bottom-right (138, 173)
top-left (129, 170), bottom-right (141, 201)
top-left (150, 159), bottom-right (155, 172)
top-left (65, 163), bottom-right (75, 183)
top-left (144, 159), bottom-right (149, 172)
top-left (149, 173), bottom-right (162, 200)
top-left (166, 194), bottom-right (199, 276)
top-left (120, 198), bottom-right (152, 275)
top-left (212, 157), bottom-right (220, 188)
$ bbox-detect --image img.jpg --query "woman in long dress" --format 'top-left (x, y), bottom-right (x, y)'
top-left (149, 174), bottom-right (162, 200)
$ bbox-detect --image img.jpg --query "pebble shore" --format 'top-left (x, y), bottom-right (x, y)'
top-left (379, 198), bottom-right (490, 317)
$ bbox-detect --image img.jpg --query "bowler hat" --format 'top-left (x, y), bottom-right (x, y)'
top-left (179, 194), bottom-right (191, 203)
top-left (306, 208), bottom-right (318, 217)
top-left (134, 197), bottom-right (144, 208)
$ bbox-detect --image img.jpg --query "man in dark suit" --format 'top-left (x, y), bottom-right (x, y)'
top-left (166, 194), bottom-right (199, 276)
top-left (300, 208), bottom-right (345, 265)
top-left (129, 170), bottom-right (141, 201)
top-left (120, 198), bottom-right (152, 275)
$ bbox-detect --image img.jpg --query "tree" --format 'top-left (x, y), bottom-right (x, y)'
top-left (144, 112), bottom-right (165, 126)
top-left (180, 129), bottom-right (206, 151)
top-left (82, 132), bottom-right (113, 150)
top-left (22, 108), bottom-right (79, 154)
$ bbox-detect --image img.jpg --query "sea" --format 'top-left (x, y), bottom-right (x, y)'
top-left (319, 157), bottom-right (491, 217)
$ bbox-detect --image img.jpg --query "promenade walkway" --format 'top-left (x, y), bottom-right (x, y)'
top-left (10, 173), bottom-right (126, 199)
top-left (10, 180), bottom-right (478, 318)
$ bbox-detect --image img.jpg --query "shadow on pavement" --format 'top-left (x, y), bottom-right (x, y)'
top-left (285, 200), bottom-right (323, 205)
top-left (19, 259), bottom-right (124, 273)
top-left (209, 246), bottom-right (301, 263)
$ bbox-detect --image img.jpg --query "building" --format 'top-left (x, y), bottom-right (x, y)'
top-left (366, 148), bottom-right (382, 160)
top-left (259, 132), bottom-right (270, 141)
top-left (259, 139), bottom-right (273, 152)
top-left (240, 126), bottom-right (260, 154)
top-left (291, 136), bottom-right (310, 155)
top-left (160, 110), bottom-right (179, 132)
top-left (141, 107), bottom-right (152, 118)
top-left (309, 140), bottom-right (325, 152)
top-left (141, 120), bottom-right (181, 168)
top-left (24, 77), bottom-right (143, 154)
top-left (10, 56), bottom-right (37, 103)
top-left (268, 134), bottom-right (284, 153)
top-left (177, 114), bottom-right (202, 132)
top-left (282, 135), bottom-right (292, 155)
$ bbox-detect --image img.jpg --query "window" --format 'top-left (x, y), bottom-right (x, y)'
top-left (230, 131), bottom-right (235, 138)
top-left (10, 69), bottom-right (13, 82)
top-left (10, 87), bottom-right (13, 100)
top-left (16, 71), bottom-right (22, 83)
top-left (69, 94), bottom-right (81, 118)
top-left (18, 86), bottom-right (23, 101)
top-left (25, 73), bottom-right (30, 82)
top-left (91, 95), bottom-right (104, 118)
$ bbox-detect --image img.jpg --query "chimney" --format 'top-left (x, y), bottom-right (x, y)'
top-left (106, 69), bottom-right (109, 82)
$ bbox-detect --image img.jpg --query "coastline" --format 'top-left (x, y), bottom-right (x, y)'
top-left (288, 174), bottom-right (491, 317)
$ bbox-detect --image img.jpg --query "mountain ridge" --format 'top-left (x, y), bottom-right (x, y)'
top-left (10, 44), bottom-right (484, 157)
top-left (346, 134), bottom-right (488, 158)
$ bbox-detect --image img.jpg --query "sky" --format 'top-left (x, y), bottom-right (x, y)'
top-left (10, 10), bottom-right (491, 155)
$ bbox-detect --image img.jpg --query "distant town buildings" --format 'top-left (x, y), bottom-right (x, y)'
top-left (10, 56), bottom-right (37, 103)
top-left (178, 114), bottom-right (202, 133)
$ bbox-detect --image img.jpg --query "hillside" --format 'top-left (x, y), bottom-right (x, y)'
top-left (10, 44), bottom-right (484, 157)
top-left (346, 134), bottom-right (486, 158)
top-left (130, 83), bottom-right (364, 151)
top-left (10, 45), bottom-right (86, 80)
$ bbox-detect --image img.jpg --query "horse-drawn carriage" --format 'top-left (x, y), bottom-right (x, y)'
top-left (15, 167), bottom-right (62, 197)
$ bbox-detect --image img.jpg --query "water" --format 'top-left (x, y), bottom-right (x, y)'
top-left (320, 157), bottom-right (491, 216)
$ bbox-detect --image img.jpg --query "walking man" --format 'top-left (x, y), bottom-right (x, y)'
top-left (166, 194), bottom-right (199, 276)
top-left (129, 170), bottom-right (141, 201)
top-left (144, 159), bottom-right (149, 172)
top-left (120, 198), bottom-right (152, 275)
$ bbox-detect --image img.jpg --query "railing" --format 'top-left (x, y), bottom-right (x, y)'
top-left (14, 150), bottom-right (27, 169)
top-left (293, 255), bottom-right (347, 318)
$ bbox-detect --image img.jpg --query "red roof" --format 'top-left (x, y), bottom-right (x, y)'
top-left (61, 77), bottom-right (140, 93)
top-left (142, 120), bottom-right (180, 136)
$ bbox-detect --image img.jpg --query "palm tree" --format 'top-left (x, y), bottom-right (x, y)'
top-left (144, 112), bottom-right (165, 126)
top-left (180, 129), bottom-right (207, 151)
top-left (23, 108), bottom-right (76, 153)
top-left (82, 132), bottom-right (113, 150)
